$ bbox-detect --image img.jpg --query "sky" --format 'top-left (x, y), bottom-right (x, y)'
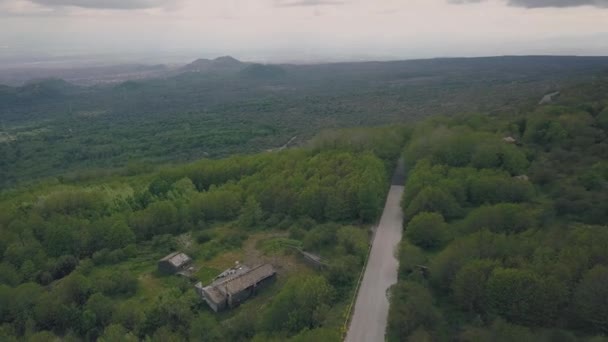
top-left (0, 0), bottom-right (607, 63)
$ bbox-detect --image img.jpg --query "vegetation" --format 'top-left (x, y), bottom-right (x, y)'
top-left (2, 57), bottom-right (608, 341)
top-left (0, 126), bottom-right (405, 341)
top-left (2, 56), bottom-right (608, 189)
top-left (388, 78), bottom-right (608, 341)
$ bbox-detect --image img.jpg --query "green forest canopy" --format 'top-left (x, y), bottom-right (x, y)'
top-left (0, 126), bottom-right (405, 341)
top-left (388, 82), bottom-right (608, 341)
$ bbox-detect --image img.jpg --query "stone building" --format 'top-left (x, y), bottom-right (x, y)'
top-left (158, 252), bottom-right (192, 275)
top-left (195, 264), bottom-right (276, 312)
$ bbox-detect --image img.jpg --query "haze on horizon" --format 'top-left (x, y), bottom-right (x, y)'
top-left (1, 0), bottom-right (608, 64)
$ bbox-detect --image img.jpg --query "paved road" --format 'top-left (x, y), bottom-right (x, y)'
top-left (346, 184), bottom-right (405, 342)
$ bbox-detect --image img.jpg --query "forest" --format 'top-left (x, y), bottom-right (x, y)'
top-left (387, 77), bottom-right (608, 341)
top-left (2, 56), bottom-right (608, 189)
top-left (0, 127), bottom-right (406, 341)
top-left (1, 59), bottom-right (608, 341)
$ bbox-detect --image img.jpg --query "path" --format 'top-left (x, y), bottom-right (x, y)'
top-left (345, 162), bottom-right (405, 342)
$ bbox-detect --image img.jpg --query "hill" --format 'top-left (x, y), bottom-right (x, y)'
top-left (180, 56), bottom-right (246, 73)
top-left (2, 56), bottom-right (608, 189)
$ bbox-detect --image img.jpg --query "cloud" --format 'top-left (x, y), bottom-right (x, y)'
top-left (508, 0), bottom-right (608, 8)
top-left (27, 0), bottom-right (172, 10)
top-left (450, 0), bottom-right (608, 7)
top-left (274, 0), bottom-right (345, 7)
top-left (448, 0), bottom-right (484, 3)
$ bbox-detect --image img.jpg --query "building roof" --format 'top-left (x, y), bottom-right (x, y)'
top-left (222, 264), bottom-right (276, 295)
top-left (160, 252), bottom-right (192, 268)
top-left (201, 264), bottom-right (276, 304)
top-left (203, 284), bottom-right (226, 305)
top-left (215, 265), bottom-right (251, 282)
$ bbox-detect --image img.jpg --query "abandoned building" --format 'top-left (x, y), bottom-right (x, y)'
top-left (195, 263), bottom-right (276, 312)
top-left (158, 252), bottom-right (192, 275)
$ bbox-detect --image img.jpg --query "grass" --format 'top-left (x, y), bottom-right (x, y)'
top-left (195, 266), bottom-right (221, 284)
top-left (257, 237), bottom-right (302, 255)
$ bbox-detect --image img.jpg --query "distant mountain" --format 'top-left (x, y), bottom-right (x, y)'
top-left (180, 56), bottom-right (246, 73)
top-left (0, 78), bottom-right (81, 122)
top-left (0, 64), bottom-right (169, 87)
top-left (0, 78), bottom-right (80, 103)
top-left (212, 56), bottom-right (243, 67)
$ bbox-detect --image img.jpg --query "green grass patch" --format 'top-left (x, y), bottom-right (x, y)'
top-left (257, 237), bottom-right (303, 255)
top-left (195, 266), bottom-right (220, 284)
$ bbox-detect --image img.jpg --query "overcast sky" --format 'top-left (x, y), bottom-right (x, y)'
top-left (1, 0), bottom-right (607, 63)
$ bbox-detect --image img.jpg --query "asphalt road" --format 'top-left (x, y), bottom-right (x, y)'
top-left (345, 184), bottom-right (405, 342)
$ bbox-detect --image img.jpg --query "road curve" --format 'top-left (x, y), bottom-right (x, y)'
top-left (345, 184), bottom-right (404, 342)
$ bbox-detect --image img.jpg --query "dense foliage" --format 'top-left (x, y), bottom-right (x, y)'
top-left (2, 58), bottom-right (608, 341)
top-left (388, 80), bottom-right (608, 341)
top-left (3, 56), bottom-right (608, 189)
top-left (0, 126), bottom-right (404, 341)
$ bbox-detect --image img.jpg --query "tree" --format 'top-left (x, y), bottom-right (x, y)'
top-left (461, 203), bottom-right (537, 234)
top-left (486, 268), bottom-right (565, 326)
top-left (430, 130), bottom-right (478, 167)
top-left (56, 274), bottom-right (91, 305)
top-left (452, 259), bottom-right (498, 313)
top-left (19, 260), bottom-right (36, 282)
top-left (189, 314), bottom-right (223, 341)
top-left (336, 226), bottom-right (368, 260)
top-left (85, 293), bottom-right (114, 328)
top-left (398, 242), bottom-right (427, 279)
top-left (52, 255), bottom-right (78, 279)
top-left (44, 225), bottom-right (78, 257)
top-left (148, 177), bottom-right (173, 198)
top-left (405, 187), bottom-right (461, 221)
top-left (468, 173), bottom-right (534, 205)
top-left (573, 265), bottom-right (608, 332)
top-left (94, 271), bottom-right (138, 297)
top-left (111, 301), bottom-right (145, 332)
top-left (26, 331), bottom-right (61, 342)
top-left (459, 319), bottom-right (538, 342)
top-left (130, 201), bottom-right (180, 239)
top-left (238, 196), bottom-right (264, 228)
top-left (387, 282), bottom-right (442, 341)
top-left (325, 188), bottom-right (350, 221)
top-left (487, 268), bottom-right (543, 324)
top-left (141, 293), bottom-right (193, 336)
top-left (151, 326), bottom-right (184, 342)
top-left (472, 144), bottom-right (502, 169)
top-left (326, 255), bottom-right (360, 291)
top-left (524, 117), bottom-right (568, 147)
top-left (261, 275), bottom-right (334, 334)
top-left (357, 180), bottom-right (382, 222)
top-left (501, 145), bottom-right (529, 176)
top-left (0, 262), bottom-right (21, 286)
top-left (103, 221), bottom-right (136, 251)
top-left (406, 212), bottom-right (449, 249)
top-left (98, 324), bottom-right (138, 342)
top-left (303, 224), bottom-right (338, 252)
top-left (288, 328), bottom-right (341, 342)
top-left (6, 283), bottom-right (44, 332)
top-left (33, 293), bottom-right (64, 331)
top-left (597, 108), bottom-right (608, 131)
top-left (297, 185), bottom-right (325, 221)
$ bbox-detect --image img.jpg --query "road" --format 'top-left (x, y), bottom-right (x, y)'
top-left (345, 184), bottom-right (405, 342)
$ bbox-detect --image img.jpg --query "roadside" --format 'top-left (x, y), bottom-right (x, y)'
top-left (345, 160), bottom-right (405, 342)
